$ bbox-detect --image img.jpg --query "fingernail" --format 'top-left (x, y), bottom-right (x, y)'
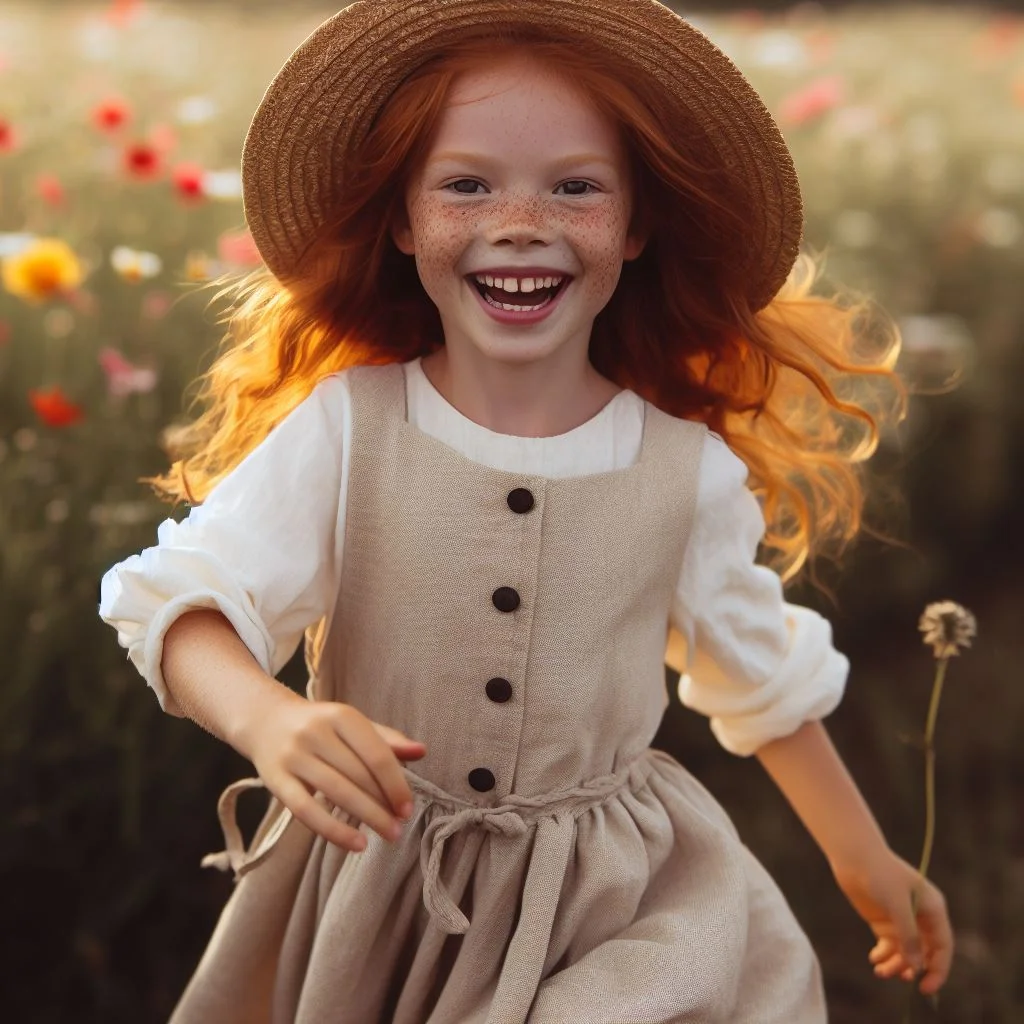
top-left (399, 801), bottom-right (414, 819)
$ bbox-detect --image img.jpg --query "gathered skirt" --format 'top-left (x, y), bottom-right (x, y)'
top-left (170, 747), bottom-right (826, 1023)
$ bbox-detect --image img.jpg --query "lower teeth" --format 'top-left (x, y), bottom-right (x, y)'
top-left (483, 292), bottom-right (554, 312)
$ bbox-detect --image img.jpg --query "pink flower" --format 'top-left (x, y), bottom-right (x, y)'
top-left (973, 15), bottom-right (1024, 60)
top-left (98, 346), bottom-right (158, 397)
top-left (105, 0), bottom-right (142, 27)
top-left (36, 174), bottom-right (66, 206)
top-left (141, 290), bottom-right (172, 320)
top-left (149, 123), bottom-right (178, 154)
top-left (217, 228), bottom-right (263, 268)
top-left (778, 76), bottom-right (846, 127)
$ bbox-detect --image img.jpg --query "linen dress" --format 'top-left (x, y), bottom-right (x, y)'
top-left (99, 358), bottom-right (848, 1023)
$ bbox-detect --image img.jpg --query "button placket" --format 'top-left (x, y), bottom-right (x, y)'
top-left (471, 485), bottom-right (536, 795)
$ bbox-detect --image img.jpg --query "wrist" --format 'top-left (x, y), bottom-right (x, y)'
top-left (827, 834), bottom-right (894, 881)
top-left (229, 677), bottom-right (302, 761)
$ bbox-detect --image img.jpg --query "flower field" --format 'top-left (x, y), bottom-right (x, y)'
top-left (2, 2), bottom-right (1023, 1021)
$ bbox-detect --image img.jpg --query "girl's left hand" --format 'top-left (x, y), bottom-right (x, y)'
top-left (831, 847), bottom-right (954, 996)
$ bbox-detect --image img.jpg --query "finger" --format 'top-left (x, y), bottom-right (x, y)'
top-left (298, 753), bottom-right (401, 843)
top-left (874, 952), bottom-right (907, 978)
top-left (275, 777), bottom-right (369, 852)
top-left (307, 728), bottom-right (393, 812)
top-left (374, 725), bottom-right (428, 769)
top-left (337, 710), bottom-right (419, 815)
top-left (890, 891), bottom-right (924, 972)
top-left (869, 937), bottom-right (896, 964)
top-left (917, 889), bottom-right (954, 991)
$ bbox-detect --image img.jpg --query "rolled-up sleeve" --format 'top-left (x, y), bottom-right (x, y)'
top-left (671, 433), bottom-right (849, 756)
top-left (98, 375), bottom-right (349, 717)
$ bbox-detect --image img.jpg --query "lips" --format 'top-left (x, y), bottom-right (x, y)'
top-left (466, 274), bottom-right (571, 325)
top-left (467, 275), bottom-right (568, 305)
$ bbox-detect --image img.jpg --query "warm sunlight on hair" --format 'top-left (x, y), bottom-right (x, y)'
top-left (141, 28), bottom-right (906, 585)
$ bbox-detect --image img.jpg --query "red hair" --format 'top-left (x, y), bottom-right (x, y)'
top-left (142, 27), bottom-right (904, 581)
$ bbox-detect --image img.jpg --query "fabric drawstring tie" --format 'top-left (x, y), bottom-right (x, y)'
top-left (202, 749), bottom-right (666, 938)
top-left (410, 753), bottom-right (659, 935)
top-left (199, 776), bottom-right (270, 875)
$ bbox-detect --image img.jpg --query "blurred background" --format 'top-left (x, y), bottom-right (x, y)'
top-left (2, 1), bottom-right (1022, 1021)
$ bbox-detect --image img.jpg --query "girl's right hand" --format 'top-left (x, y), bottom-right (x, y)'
top-left (237, 690), bottom-right (427, 852)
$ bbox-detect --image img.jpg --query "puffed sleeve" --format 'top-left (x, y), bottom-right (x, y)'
top-left (98, 373), bottom-right (351, 718)
top-left (670, 433), bottom-right (849, 756)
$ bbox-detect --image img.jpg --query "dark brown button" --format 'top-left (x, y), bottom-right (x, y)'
top-left (486, 677), bottom-right (512, 703)
top-left (492, 586), bottom-right (520, 612)
top-left (468, 768), bottom-right (495, 792)
top-left (507, 487), bottom-right (534, 514)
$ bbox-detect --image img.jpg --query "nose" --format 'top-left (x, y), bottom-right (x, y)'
top-left (483, 194), bottom-right (555, 248)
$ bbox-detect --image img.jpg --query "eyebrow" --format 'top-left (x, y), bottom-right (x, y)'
top-left (427, 151), bottom-right (618, 171)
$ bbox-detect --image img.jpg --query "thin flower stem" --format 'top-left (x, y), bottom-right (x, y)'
top-left (903, 657), bottom-right (949, 1024)
top-left (919, 658), bottom-right (948, 880)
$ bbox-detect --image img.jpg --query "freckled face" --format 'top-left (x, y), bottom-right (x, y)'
top-left (391, 55), bottom-right (646, 370)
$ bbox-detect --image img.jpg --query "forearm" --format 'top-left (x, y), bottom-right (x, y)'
top-left (755, 718), bottom-right (890, 872)
top-left (161, 608), bottom-right (298, 759)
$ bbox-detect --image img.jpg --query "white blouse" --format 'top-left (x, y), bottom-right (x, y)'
top-left (98, 357), bottom-right (847, 756)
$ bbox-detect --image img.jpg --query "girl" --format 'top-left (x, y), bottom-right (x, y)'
top-left (99, 1), bottom-right (954, 1021)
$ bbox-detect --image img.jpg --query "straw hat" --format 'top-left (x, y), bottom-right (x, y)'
top-left (241, 0), bottom-right (803, 312)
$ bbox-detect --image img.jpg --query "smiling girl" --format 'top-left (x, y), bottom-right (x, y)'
top-left (99, 2), bottom-right (952, 1021)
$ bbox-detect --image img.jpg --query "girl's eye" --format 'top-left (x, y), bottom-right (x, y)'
top-left (443, 179), bottom-right (598, 196)
top-left (558, 180), bottom-right (597, 197)
top-left (447, 179), bottom-right (485, 196)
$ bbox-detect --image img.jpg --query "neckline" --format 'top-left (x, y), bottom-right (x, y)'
top-left (408, 356), bottom-right (629, 443)
top-left (397, 359), bottom-right (652, 484)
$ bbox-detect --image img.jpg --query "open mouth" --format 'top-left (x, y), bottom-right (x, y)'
top-left (468, 276), bottom-right (570, 311)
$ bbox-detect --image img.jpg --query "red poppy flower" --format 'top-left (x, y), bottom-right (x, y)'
top-left (0, 119), bottom-right (18, 154)
top-left (29, 386), bottom-right (84, 427)
top-left (123, 141), bottom-right (161, 179)
top-left (92, 97), bottom-right (131, 133)
top-left (36, 173), bottom-right (65, 206)
top-left (172, 162), bottom-right (205, 201)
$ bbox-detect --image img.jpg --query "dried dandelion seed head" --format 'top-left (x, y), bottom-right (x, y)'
top-left (919, 601), bottom-right (977, 659)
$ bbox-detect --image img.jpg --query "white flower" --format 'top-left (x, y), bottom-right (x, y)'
top-left (176, 95), bottom-right (218, 125)
top-left (919, 601), bottom-right (977, 659)
top-left (111, 246), bottom-right (162, 282)
top-left (201, 170), bottom-right (243, 200)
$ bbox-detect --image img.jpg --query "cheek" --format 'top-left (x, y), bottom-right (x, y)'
top-left (408, 198), bottom-right (472, 286)
top-left (569, 202), bottom-right (631, 291)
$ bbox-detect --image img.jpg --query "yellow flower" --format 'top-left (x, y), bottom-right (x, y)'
top-left (1, 238), bottom-right (84, 302)
top-left (918, 600), bottom-right (977, 659)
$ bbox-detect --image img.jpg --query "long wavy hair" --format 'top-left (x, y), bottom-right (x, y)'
top-left (142, 27), bottom-right (905, 582)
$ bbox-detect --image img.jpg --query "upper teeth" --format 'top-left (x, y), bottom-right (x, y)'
top-left (473, 274), bottom-right (564, 294)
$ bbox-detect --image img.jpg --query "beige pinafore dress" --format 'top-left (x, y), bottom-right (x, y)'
top-left (169, 361), bottom-right (826, 1024)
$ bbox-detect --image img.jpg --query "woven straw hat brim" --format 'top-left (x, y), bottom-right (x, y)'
top-left (242, 0), bottom-right (803, 311)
